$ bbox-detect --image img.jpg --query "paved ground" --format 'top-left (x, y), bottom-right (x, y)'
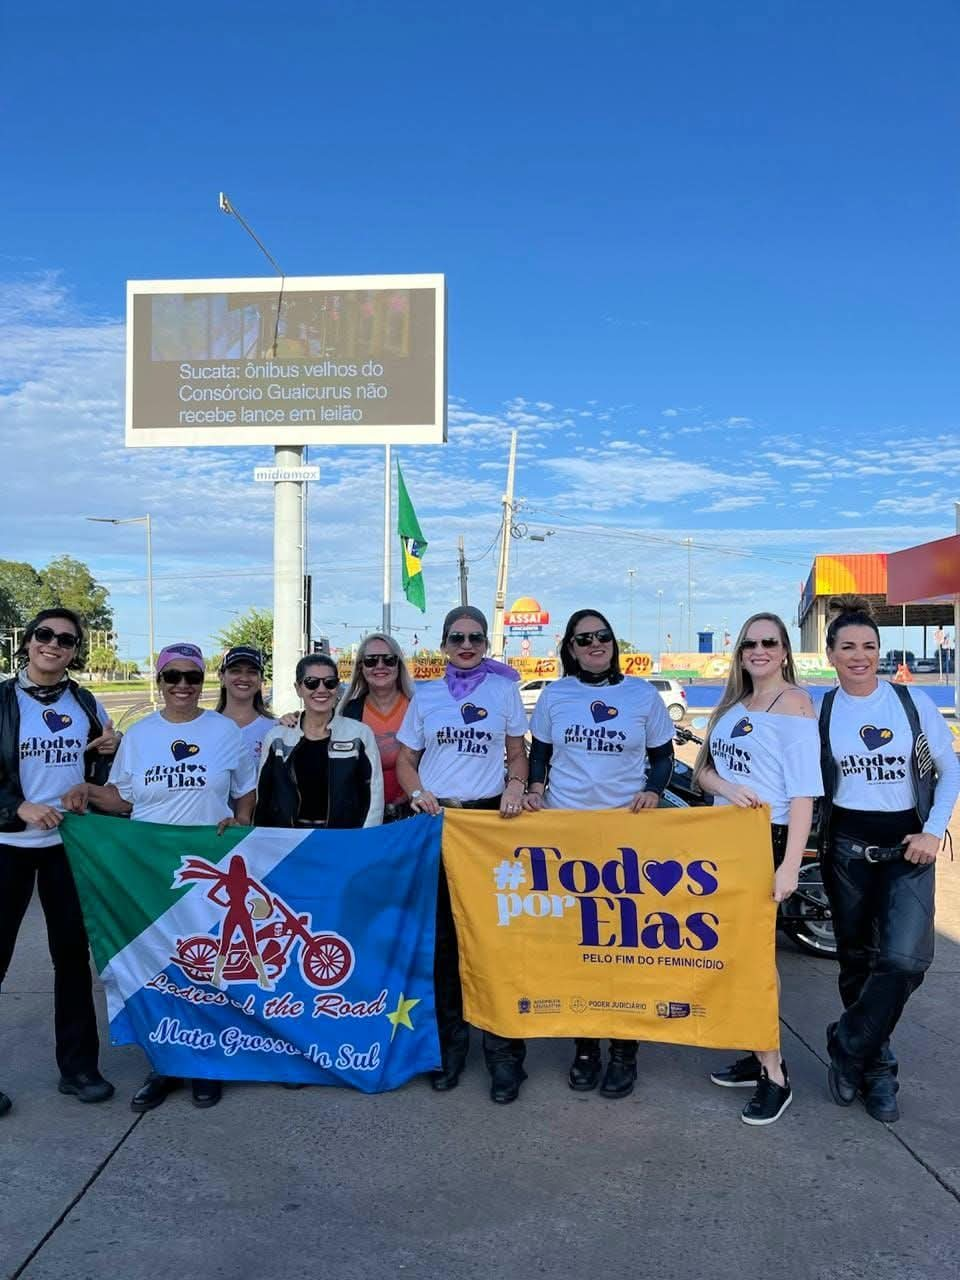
top-left (2, 840), bottom-right (959, 1280)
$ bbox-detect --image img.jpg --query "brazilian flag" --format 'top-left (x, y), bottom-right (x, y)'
top-left (397, 461), bottom-right (427, 612)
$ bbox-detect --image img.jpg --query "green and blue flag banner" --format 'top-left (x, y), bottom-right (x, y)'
top-left (397, 460), bottom-right (427, 612)
top-left (61, 813), bottom-right (441, 1091)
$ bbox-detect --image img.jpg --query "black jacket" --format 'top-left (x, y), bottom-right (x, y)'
top-left (0, 676), bottom-right (113, 832)
top-left (253, 715), bottom-right (383, 829)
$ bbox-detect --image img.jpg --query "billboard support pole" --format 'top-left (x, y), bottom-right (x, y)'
top-left (382, 445), bottom-right (392, 635)
top-left (490, 430), bottom-right (518, 661)
top-left (272, 446), bottom-right (305, 714)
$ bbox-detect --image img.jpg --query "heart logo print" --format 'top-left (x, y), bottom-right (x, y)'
top-left (731, 717), bottom-right (753, 739)
top-left (859, 725), bottom-right (893, 751)
top-left (460, 703), bottom-right (488, 725)
top-left (643, 860), bottom-right (684, 896)
top-left (42, 709), bottom-right (72, 733)
top-left (590, 701), bottom-right (619, 724)
top-left (171, 740), bottom-right (201, 762)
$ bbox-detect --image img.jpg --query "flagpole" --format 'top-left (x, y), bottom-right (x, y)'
top-left (382, 444), bottom-right (392, 634)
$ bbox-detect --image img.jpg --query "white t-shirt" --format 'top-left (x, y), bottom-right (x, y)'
top-left (828, 681), bottom-right (960, 836)
top-left (530, 676), bottom-right (675, 810)
top-left (108, 710), bottom-right (257, 826)
top-left (7, 687), bottom-right (109, 849)
top-left (709, 703), bottom-right (823, 825)
top-left (397, 676), bottom-right (528, 802)
top-left (235, 714), bottom-right (275, 769)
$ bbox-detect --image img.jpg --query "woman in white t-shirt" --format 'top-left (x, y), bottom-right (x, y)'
top-left (396, 607), bottom-right (528, 1104)
top-left (64, 642), bottom-right (257, 1113)
top-left (0, 608), bottom-right (119, 1116)
top-left (215, 645), bottom-right (274, 774)
top-left (820, 597), bottom-right (960, 1124)
top-left (524, 609), bottom-right (675, 1102)
top-left (694, 612), bottom-right (821, 1126)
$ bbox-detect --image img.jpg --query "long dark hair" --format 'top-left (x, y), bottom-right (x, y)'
top-left (16, 608), bottom-right (86, 671)
top-left (559, 608), bottom-right (622, 683)
top-left (825, 595), bottom-right (880, 651)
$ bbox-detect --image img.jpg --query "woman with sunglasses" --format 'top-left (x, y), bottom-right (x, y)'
top-left (254, 654), bottom-right (383, 830)
top-left (215, 645), bottom-right (274, 772)
top-left (0, 609), bottom-right (119, 1116)
top-left (525, 609), bottom-right (675, 1101)
top-left (341, 633), bottom-right (415, 822)
top-left (820, 597), bottom-right (958, 1124)
top-left (396, 606), bottom-right (528, 1103)
top-left (693, 612), bottom-right (821, 1125)
top-left (63, 642), bottom-right (258, 1112)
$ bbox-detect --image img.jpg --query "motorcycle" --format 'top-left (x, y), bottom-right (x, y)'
top-left (667, 724), bottom-right (836, 958)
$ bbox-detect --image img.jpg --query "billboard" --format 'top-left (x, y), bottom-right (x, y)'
top-left (126, 275), bottom-right (446, 447)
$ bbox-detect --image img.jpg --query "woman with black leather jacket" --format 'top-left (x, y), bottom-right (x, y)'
top-left (255, 654), bottom-right (383, 830)
top-left (0, 609), bottom-right (118, 1116)
top-left (820, 596), bottom-right (959, 1123)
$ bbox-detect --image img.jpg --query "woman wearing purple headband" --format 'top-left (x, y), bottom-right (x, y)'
top-left (396, 607), bottom-right (529, 1104)
top-left (63, 642), bottom-right (258, 1113)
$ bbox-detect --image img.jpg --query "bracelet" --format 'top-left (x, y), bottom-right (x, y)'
top-left (507, 775), bottom-right (527, 789)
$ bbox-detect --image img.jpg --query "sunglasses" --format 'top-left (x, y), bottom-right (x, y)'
top-left (159, 669), bottom-right (205, 686)
top-left (33, 626), bottom-right (79, 649)
top-left (362, 653), bottom-right (399, 669)
top-left (301, 674), bottom-right (340, 691)
top-left (741, 637), bottom-right (782, 650)
top-left (572, 629), bottom-right (614, 647)
top-left (447, 631), bottom-right (486, 647)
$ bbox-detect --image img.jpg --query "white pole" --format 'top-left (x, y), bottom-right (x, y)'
top-left (382, 444), bottom-right (392, 635)
top-left (490, 430), bottom-right (518, 660)
top-left (272, 445), bottom-right (304, 714)
top-left (145, 514), bottom-right (156, 708)
top-left (955, 501), bottom-right (960, 718)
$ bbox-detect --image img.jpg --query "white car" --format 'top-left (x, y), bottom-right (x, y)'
top-left (519, 676), bottom-right (688, 723)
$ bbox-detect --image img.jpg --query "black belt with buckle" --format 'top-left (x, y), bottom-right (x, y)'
top-left (832, 835), bottom-right (904, 863)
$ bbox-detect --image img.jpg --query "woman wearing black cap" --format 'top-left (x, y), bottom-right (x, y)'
top-left (396, 607), bottom-right (529, 1103)
top-left (216, 646), bottom-right (274, 774)
top-left (524, 609), bottom-right (675, 1100)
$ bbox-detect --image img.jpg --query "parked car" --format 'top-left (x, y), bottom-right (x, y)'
top-left (649, 677), bottom-right (687, 722)
top-left (519, 676), bottom-right (688, 723)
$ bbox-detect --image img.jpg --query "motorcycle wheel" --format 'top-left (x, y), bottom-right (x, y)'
top-left (780, 861), bottom-right (837, 958)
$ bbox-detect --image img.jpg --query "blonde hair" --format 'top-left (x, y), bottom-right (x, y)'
top-left (341, 632), bottom-right (415, 706)
top-left (693, 613), bottom-right (798, 784)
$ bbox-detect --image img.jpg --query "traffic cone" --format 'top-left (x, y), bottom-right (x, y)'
top-left (893, 663), bottom-right (913, 684)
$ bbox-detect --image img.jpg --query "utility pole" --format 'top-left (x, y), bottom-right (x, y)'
top-left (382, 444), bottom-right (392, 634)
top-left (656, 590), bottom-right (663, 661)
top-left (627, 568), bottom-right (636, 647)
top-left (457, 535), bottom-right (469, 606)
top-left (490, 430), bottom-right (518, 660)
top-left (955, 501), bottom-right (959, 718)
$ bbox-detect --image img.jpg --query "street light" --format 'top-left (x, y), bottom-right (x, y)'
top-left (87, 515), bottom-right (156, 707)
top-left (656, 589), bottom-right (663, 660)
top-left (627, 569), bottom-right (636, 646)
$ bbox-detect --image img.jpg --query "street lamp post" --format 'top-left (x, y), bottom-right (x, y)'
top-left (656, 589), bottom-right (663, 661)
top-left (88, 514), bottom-right (156, 707)
top-left (627, 568), bottom-right (636, 647)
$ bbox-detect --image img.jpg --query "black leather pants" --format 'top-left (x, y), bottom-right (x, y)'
top-left (434, 863), bottom-right (470, 1068)
top-left (822, 842), bottom-right (935, 1075)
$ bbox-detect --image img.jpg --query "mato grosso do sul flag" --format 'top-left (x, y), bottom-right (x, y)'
top-left (60, 813), bottom-right (442, 1090)
top-left (442, 804), bottom-right (779, 1050)
top-left (397, 459), bottom-right (427, 612)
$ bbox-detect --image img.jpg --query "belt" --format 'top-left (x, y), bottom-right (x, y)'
top-left (294, 818), bottom-right (327, 828)
top-left (831, 835), bottom-right (904, 864)
top-left (437, 795), bottom-right (501, 811)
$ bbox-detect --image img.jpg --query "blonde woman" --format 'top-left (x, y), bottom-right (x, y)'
top-left (341, 633), bottom-right (416, 822)
top-left (693, 613), bottom-right (822, 1125)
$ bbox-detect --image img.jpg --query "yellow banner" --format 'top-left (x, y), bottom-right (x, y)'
top-left (443, 805), bottom-right (778, 1049)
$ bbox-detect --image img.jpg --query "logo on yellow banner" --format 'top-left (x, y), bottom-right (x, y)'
top-left (442, 805), bottom-right (778, 1049)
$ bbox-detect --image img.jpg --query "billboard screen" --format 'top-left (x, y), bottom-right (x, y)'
top-left (126, 274), bottom-right (446, 447)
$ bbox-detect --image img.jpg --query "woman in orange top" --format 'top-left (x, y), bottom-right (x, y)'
top-left (341, 633), bottom-right (415, 822)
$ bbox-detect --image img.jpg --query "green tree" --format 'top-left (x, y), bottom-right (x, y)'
top-left (0, 561), bottom-right (44, 626)
top-left (40, 556), bottom-right (113, 630)
top-left (617, 637), bottom-right (637, 653)
top-left (214, 608), bottom-right (273, 676)
top-left (86, 643), bottom-right (122, 679)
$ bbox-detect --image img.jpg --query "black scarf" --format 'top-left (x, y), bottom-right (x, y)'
top-left (17, 667), bottom-right (70, 705)
top-left (576, 667), bottom-right (623, 686)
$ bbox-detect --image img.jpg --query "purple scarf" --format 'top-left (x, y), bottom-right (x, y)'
top-left (444, 657), bottom-right (519, 701)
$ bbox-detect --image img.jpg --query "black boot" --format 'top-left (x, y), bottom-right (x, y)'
top-left (568, 1038), bottom-right (602, 1091)
top-left (861, 1045), bottom-right (899, 1122)
top-left (826, 1021), bottom-right (861, 1107)
top-left (430, 1050), bottom-right (467, 1092)
top-left (489, 1060), bottom-right (527, 1104)
top-left (600, 1040), bottom-right (637, 1099)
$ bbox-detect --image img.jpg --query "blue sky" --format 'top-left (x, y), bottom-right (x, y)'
top-left (2, 0), bottom-right (958, 663)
